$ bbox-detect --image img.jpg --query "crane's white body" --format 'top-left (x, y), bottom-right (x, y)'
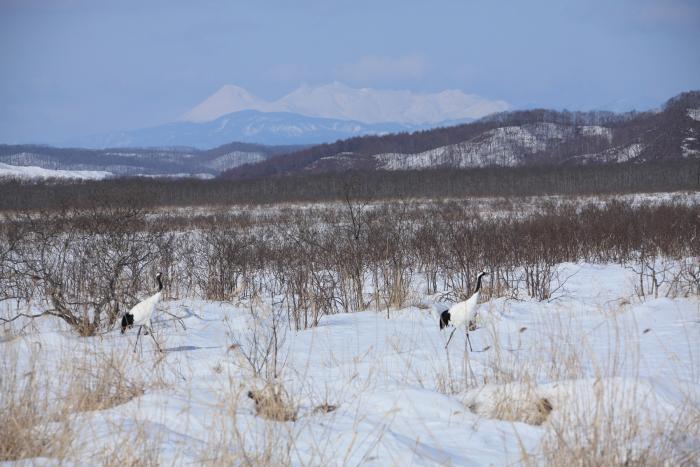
top-left (122, 272), bottom-right (163, 352)
top-left (445, 289), bottom-right (480, 329)
top-left (440, 271), bottom-right (488, 349)
top-left (127, 290), bottom-right (162, 328)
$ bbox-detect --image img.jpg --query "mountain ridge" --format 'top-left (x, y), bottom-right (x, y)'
top-left (4, 91), bottom-right (697, 181)
top-left (63, 110), bottom-right (439, 149)
top-left (183, 82), bottom-right (509, 124)
top-left (220, 91), bottom-right (700, 180)
top-left (0, 141), bottom-right (303, 178)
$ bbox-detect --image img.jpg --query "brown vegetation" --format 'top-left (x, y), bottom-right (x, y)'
top-left (0, 346), bottom-right (150, 462)
top-left (1, 196), bottom-right (698, 335)
top-left (248, 384), bottom-right (297, 422)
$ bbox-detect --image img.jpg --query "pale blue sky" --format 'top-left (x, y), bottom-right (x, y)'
top-left (1, 0), bottom-right (699, 143)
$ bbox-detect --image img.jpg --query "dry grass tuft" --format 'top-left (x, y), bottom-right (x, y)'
top-left (64, 352), bottom-right (146, 414)
top-left (198, 384), bottom-right (297, 466)
top-left (94, 420), bottom-right (162, 467)
top-left (0, 344), bottom-right (153, 462)
top-left (466, 383), bottom-right (554, 426)
top-left (540, 390), bottom-right (699, 467)
top-left (0, 349), bottom-right (70, 461)
top-left (248, 384), bottom-right (297, 422)
top-left (313, 403), bottom-right (338, 414)
top-left (536, 397), bottom-right (553, 420)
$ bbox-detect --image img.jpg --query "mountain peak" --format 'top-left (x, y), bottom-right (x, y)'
top-left (183, 83), bottom-right (509, 125)
top-left (183, 85), bottom-right (267, 123)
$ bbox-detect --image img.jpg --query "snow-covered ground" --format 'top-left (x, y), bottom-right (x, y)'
top-left (0, 162), bottom-right (112, 180)
top-left (1, 263), bottom-right (698, 465)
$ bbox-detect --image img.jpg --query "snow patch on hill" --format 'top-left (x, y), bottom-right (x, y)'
top-left (614, 143), bottom-right (644, 162)
top-left (0, 162), bottom-right (112, 180)
top-left (204, 151), bottom-right (267, 171)
top-left (371, 122), bottom-right (643, 170)
top-left (579, 125), bottom-right (613, 140)
top-left (375, 123), bottom-right (575, 170)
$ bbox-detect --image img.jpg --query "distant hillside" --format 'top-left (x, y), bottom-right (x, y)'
top-left (221, 91), bottom-right (700, 180)
top-left (0, 142), bottom-right (303, 178)
top-left (64, 110), bottom-right (430, 149)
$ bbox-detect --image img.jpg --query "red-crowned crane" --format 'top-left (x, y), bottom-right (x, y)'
top-left (440, 271), bottom-right (488, 350)
top-left (121, 272), bottom-right (163, 352)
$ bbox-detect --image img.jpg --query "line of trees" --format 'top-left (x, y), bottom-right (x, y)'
top-left (1, 160), bottom-right (697, 211)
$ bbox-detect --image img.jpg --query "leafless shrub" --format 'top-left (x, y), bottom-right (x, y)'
top-left (629, 247), bottom-right (673, 300)
top-left (228, 301), bottom-right (287, 380)
top-left (674, 257), bottom-right (700, 297)
top-left (367, 204), bottom-right (416, 315)
top-left (2, 198), bottom-right (697, 336)
top-left (629, 248), bottom-right (699, 300)
top-left (3, 206), bottom-right (164, 335)
top-left (332, 193), bottom-right (371, 312)
top-left (196, 229), bottom-right (253, 300)
top-left (412, 217), bottom-right (444, 295)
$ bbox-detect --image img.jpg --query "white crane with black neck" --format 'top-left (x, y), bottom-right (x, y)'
top-left (121, 272), bottom-right (163, 353)
top-left (439, 271), bottom-right (488, 350)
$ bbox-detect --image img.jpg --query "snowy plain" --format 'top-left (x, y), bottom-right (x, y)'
top-left (0, 162), bottom-right (113, 180)
top-left (2, 262), bottom-right (698, 465)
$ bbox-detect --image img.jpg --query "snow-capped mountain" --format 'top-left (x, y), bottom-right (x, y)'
top-left (184, 85), bottom-right (273, 122)
top-left (66, 110), bottom-right (428, 149)
top-left (222, 91), bottom-right (700, 179)
top-left (63, 83), bottom-right (501, 149)
top-left (184, 82), bottom-right (509, 124)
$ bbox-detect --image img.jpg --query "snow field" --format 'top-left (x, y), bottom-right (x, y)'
top-left (0, 162), bottom-right (113, 180)
top-left (1, 262), bottom-right (698, 465)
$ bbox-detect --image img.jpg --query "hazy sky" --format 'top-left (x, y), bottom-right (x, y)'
top-left (1, 0), bottom-right (699, 143)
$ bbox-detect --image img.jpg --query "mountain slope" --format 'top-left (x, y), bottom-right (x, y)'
top-left (0, 142), bottom-right (302, 178)
top-left (221, 91), bottom-right (700, 179)
top-left (66, 110), bottom-right (425, 149)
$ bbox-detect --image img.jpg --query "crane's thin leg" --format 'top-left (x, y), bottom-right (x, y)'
top-left (146, 326), bottom-right (162, 353)
top-left (133, 326), bottom-right (143, 353)
top-left (466, 331), bottom-right (473, 352)
top-left (445, 328), bottom-right (457, 348)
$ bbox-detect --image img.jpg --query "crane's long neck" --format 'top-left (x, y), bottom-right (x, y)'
top-left (473, 274), bottom-right (484, 294)
top-left (156, 275), bottom-right (163, 292)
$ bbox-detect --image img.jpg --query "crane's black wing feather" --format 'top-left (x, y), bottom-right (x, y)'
top-left (440, 310), bottom-right (451, 329)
